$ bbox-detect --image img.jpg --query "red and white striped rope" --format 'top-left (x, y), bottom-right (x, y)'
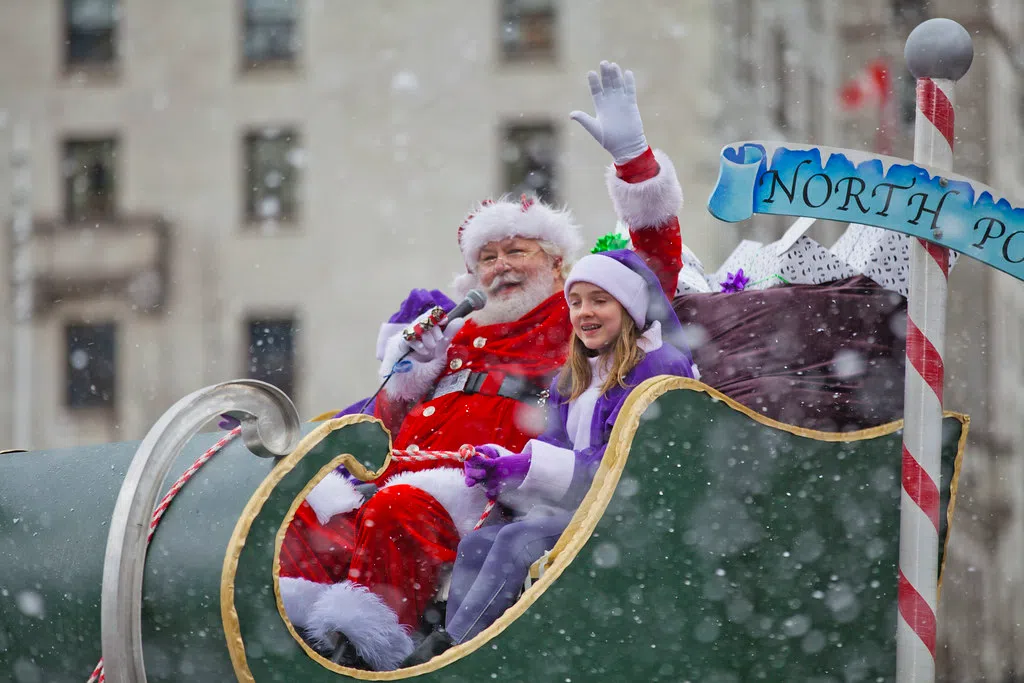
top-left (390, 448), bottom-right (467, 463)
top-left (897, 75), bottom-right (954, 683)
top-left (148, 427), bottom-right (243, 541)
top-left (86, 426), bottom-right (242, 683)
top-left (392, 445), bottom-right (497, 529)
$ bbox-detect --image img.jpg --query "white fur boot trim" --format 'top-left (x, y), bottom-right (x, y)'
top-left (304, 471), bottom-right (365, 525)
top-left (279, 576), bottom-right (329, 630)
top-left (382, 468), bottom-right (490, 537)
top-left (605, 148), bottom-right (684, 228)
top-left (305, 581), bottom-right (415, 671)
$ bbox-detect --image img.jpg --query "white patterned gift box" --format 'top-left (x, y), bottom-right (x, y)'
top-left (829, 223), bottom-right (959, 298)
top-left (743, 235), bottom-right (858, 290)
top-left (709, 239), bottom-right (761, 292)
top-left (709, 235), bottom-right (857, 292)
top-left (675, 243), bottom-right (714, 295)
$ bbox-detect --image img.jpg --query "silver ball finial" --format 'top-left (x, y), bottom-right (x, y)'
top-left (905, 18), bottom-right (974, 81)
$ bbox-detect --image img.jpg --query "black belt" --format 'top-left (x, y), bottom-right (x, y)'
top-left (428, 369), bottom-right (549, 405)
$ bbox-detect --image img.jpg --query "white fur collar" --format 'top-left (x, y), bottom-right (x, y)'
top-left (639, 320), bottom-right (663, 352)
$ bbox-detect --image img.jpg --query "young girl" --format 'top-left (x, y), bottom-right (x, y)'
top-left (402, 249), bottom-right (697, 666)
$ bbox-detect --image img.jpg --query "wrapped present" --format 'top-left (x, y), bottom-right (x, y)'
top-left (744, 235), bottom-right (858, 290)
top-left (711, 240), bottom-right (762, 291)
top-left (829, 223), bottom-right (959, 298)
top-left (712, 235), bottom-right (857, 292)
top-left (675, 244), bottom-right (713, 295)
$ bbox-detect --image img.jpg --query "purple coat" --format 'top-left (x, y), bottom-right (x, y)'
top-left (509, 338), bottom-right (695, 512)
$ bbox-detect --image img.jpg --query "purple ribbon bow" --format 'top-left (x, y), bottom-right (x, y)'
top-left (720, 268), bottom-right (750, 293)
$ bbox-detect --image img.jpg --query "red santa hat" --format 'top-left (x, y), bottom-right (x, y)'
top-left (453, 194), bottom-right (584, 297)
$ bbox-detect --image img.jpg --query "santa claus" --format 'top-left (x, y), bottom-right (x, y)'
top-left (278, 61), bottom-right (690, 670)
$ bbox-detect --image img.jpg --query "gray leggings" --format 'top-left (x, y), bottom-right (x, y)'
top-left (445, 510), bottom-right (573, 643)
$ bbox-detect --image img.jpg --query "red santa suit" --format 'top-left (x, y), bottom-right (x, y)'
top-left (282, 147), bottom-right (685, 671)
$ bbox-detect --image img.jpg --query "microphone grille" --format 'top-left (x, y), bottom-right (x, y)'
top-left (466, 289), bottom-right (487, 310)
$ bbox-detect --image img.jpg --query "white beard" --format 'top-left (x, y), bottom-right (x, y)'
top-left (470, 270), bottom-right (556, 326)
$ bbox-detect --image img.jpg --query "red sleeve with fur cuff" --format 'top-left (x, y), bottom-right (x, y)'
top-left (630, 220), bottom-right (683, 297)
top-left (615, 147), bottom-right (660, 183)
top-left (610, 147), bottom-right (683, 297)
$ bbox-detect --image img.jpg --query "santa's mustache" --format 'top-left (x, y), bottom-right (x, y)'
top-left (486, 273), bottom-right (526, 294)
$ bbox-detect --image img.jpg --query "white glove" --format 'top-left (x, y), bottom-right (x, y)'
top-left (406, 317), bottom-right (466, 363)
top-left (380, 309), bottom-right (466, 375)
top-left (570, 61), bottom-right (649, 165)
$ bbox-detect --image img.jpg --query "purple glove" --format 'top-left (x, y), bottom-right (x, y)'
top-left (464, 447), bottom-right (532, 499)
top-left (388, 289), bottom-right (456, 324)
top-left (218, 414), bottom-right (240, 430)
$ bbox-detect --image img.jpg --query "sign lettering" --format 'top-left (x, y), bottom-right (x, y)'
top-left (708, 142), bottom-right (1024, 283)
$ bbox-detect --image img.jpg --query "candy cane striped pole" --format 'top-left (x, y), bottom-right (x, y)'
top-left (898, 19), bottom-right (973, 683)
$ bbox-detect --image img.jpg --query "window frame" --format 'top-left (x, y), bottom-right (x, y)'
top-left (65, 320), bottom-right (118, 410)
top-left (62, 136), bottom-right (119, 223)
top-left (244, 315), bottom-right (299, 399)
top-left (242, 127), bottom-right (302, 227)
top-left (63, 0), bottom-right (119, 71)
top-left (499, 0), bottom-right (557, 64)
top-left (735, 0), bottom-right (755, 85)
top-left (891, 0), bottom-right (928, 24)
top-left (771, 26), bottom-right (790, 131)
top-left (500, 120), bottom-right (559, 205)
top-left (240, 0), bottom-right (300, 70)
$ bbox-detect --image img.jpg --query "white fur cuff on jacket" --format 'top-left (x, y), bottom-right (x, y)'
top-left (305, 581), bottom-right (414, 671)
top-left (375, 322), bottom-right (405, 362)
top-left (512, 440), bottom-right (576, 507)
top-left (382, 468), bottom-right (490, 537)
top-left (605, 148), bottom-right (683, 229)
top-left (304, 471), bottom-right (365, 525)
top-left (378, 332), bottom-right (447, 402)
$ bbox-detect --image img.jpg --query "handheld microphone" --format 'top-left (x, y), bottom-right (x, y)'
top-left (358, 289), bottom-right (488, 414)
top-left (441, 289), bottom-right (487, 328)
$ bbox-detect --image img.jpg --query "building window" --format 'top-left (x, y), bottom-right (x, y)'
top-left (807, 73), bottom-right (823, 144)
top-left (243, 0), bottom-right (299, 68)
top-left (735, 0), bottom-right (754, 85)
top-left (63, 138), bottom-right (117, 222)
top-left (247, 317), bottom-right (297, 398)
top-left (66, 322), bottom-right (117, 409)
top-left (771, 28), bottom-right (790, 131)
top-left (898, 69), bottom-right (917, 128)
top-left (806, 0), bottom-right (825, 29)
top-left (891, 0), bottom-right (927, 24)
top-left (64, 0), bottom-right (118, 67)
top-left (244, 129), bottom-right (301, 224)
top-left (500, 0), bottom-right (556, 62)
top-left (502, 122), bottom-right (557, 203)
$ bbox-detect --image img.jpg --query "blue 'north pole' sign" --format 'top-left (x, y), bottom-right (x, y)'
top-left (708, 142), bottom-right (1024, 283)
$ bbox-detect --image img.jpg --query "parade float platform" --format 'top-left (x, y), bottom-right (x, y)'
top-left (1, 361), bottom-right (967, 681)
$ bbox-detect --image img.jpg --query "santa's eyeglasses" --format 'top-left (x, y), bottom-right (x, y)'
top-left (476, 248), bottom-right (542, 273)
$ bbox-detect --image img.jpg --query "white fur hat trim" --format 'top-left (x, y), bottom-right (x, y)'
top-left (457, 194), bottom-right (583, 273)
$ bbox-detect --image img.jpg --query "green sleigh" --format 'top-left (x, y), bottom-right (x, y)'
top-left (1, 369), bottom-right (967, 682)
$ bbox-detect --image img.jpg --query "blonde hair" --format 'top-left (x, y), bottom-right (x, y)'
top-left (557, 310), bottom-right (646, 401)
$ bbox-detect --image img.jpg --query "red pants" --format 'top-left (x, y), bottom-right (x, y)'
top-left (348, 484), bottom-right (460, 628)
top-left (279, 501), bottom-right (358, 584)
top-left (279, 484), bottom-right (460, 630)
